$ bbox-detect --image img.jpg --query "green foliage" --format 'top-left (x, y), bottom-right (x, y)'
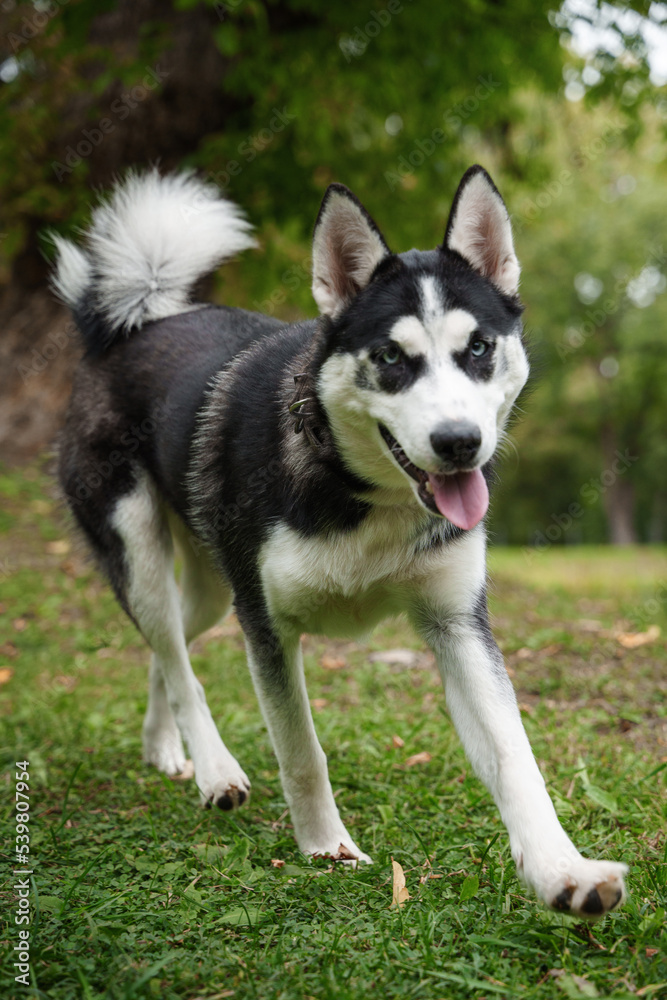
top-left (0, 0), bottom-right (652, 265)
top-left (488, 99), bottom-right (667, 544)
top-left (0, 0), bottom-right (664, 541)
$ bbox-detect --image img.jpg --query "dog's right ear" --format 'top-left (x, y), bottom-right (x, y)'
top-left (312, 184), bottom-right (391, 318)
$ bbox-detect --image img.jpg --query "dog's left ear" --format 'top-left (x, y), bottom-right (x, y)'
top-left (443, 165), bottom-right (520, 297)
top-left (312, 184), bottom-right (391, 318)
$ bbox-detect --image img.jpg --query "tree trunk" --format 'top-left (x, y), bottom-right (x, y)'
top-left (601, 425), bottom-right (638, 545)
top-left (0, 0), bottom-right (247, 463)
top-left (603, 476), bottom-right (638, 544)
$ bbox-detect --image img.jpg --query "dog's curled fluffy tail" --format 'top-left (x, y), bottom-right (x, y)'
top-left (51, 170), bottom-right (256, 355)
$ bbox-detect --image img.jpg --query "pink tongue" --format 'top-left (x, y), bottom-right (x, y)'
top-left (428, 468), bottom-right (489, 530)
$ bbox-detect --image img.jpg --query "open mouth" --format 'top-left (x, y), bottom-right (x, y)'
top-left (379, 424), bottom-right (489, 530)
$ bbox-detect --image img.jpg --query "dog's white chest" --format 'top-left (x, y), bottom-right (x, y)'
top-left (259, 511), bottom-right (424, 636)
top-left (258, 510), bottom-right (485, 637)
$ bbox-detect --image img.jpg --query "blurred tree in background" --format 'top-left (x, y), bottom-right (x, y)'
top-left (0, 0), bottom-right (663, 544)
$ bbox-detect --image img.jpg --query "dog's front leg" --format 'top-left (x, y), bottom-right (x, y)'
top-left (411, 582), bottom-right (626, 919)
top-left (242, 623), bottom-right (370, 864)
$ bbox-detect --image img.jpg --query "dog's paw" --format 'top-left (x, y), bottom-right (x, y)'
top-left (198, 767), bottom-right (252, 811)
top-left (143, 729), bottom-right (188, 776)
top-left (526, 856), bottom-right (627, 921)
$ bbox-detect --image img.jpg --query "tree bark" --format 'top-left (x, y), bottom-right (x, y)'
top-left (0, 0), bottom-right (247, 463)
top-left (601, 425), bottom-right (638, 545)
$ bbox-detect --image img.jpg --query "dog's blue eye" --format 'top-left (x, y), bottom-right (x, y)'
top-left (470, 339), bottom-right (489, 358)
top-left (379, 344), bottom-right (402, 365)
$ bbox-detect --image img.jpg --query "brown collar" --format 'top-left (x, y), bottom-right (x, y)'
top-left (288, 372), bottom-right (324, 448)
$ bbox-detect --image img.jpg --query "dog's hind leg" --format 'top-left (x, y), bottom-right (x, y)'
top-left (241, 621), bottom-right (370, 864)
top-left (142, 520), bottom-right (234, 774)
top-left (112, 474), bottom-right (250, 808)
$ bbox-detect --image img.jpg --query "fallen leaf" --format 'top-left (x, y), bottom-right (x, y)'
top-left (419, 872), bottom-right (443, 883)
top-left (311, 698), bottom-right (328, 710)
top-left (391, 858), bottom-right (410, 908)
top-left (616, 625), bottom-right (661, 649)
top-left (368, 648), bottom-right (420, 668)
top-left (645, 947), bottom-right (659, 958)
top-left (405, 751), bottom-right (432, 767)
top-left (271, 858), bottom-right (285, 868)
top-left (54, 675), bottom-right (77, 692)
top-left (320, 654), bottom-right (346, 670)
top-left (336, 843), bottom-right (357, 861)
top-left (46, 539), bottom-right (70, 555)
top-left (516, 647), bottom-right (532, 660)
top-left (391, 735), bottom-right (405, 748)
top-left (311, 842), bottom-right (358, 863)
top-left (0, 667), bottom-right (13, 685)
top-left (13, 618), bottom-right (27, 632)
top-left (578, 619), bottom-right (603, 632)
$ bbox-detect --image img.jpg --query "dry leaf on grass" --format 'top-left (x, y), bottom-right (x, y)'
top-left (616, 625), bottom-right (661, 649)
top-left (391, 858), bottom-right (410, 908)
top-left (391, 735), bottom-right (405, 748)
top-left (335, 843), bottom-right (358, 861)
top-left (0, 667), bottom-right (13, 685)
top-left (311, 698), bottom-right (328, 710)
top-left (368, 648), bottom-right (420, 668)
top-left (311, 842), bottom-right (358, 863)
top-left (271, 858), bottom-right (285, 868)
top-left (320, 654), bottom-right (347, 670)
top-left (54, 675), bottom-right (77, 692)
top-left (46, 540), bottom-right (70, 555)
top-left (405, 751), bottom-right (432, 767)
top-left (578, 619), bottom-right (604, 632)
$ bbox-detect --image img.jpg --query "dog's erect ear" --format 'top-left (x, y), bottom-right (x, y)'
top-left (443, 165), bottom-right (520, 297)
top-left (312, 184), bottom-right (391, 318)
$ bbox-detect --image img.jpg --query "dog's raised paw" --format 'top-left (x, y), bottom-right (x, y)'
top-left (545, 860), bottom-right (627, 921)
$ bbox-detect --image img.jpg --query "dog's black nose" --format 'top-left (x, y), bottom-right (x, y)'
top-left (430, 422), bottom-right (482, 466)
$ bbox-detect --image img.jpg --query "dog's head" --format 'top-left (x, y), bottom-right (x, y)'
top-left (312, 165), bottom-right (529, 530)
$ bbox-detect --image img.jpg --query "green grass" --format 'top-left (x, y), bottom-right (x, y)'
top-left (1, 460), bottom-right (666, 1000)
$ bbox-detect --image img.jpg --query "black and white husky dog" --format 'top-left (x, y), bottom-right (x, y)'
top-left (53, 166), bottom-right (626, 918)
